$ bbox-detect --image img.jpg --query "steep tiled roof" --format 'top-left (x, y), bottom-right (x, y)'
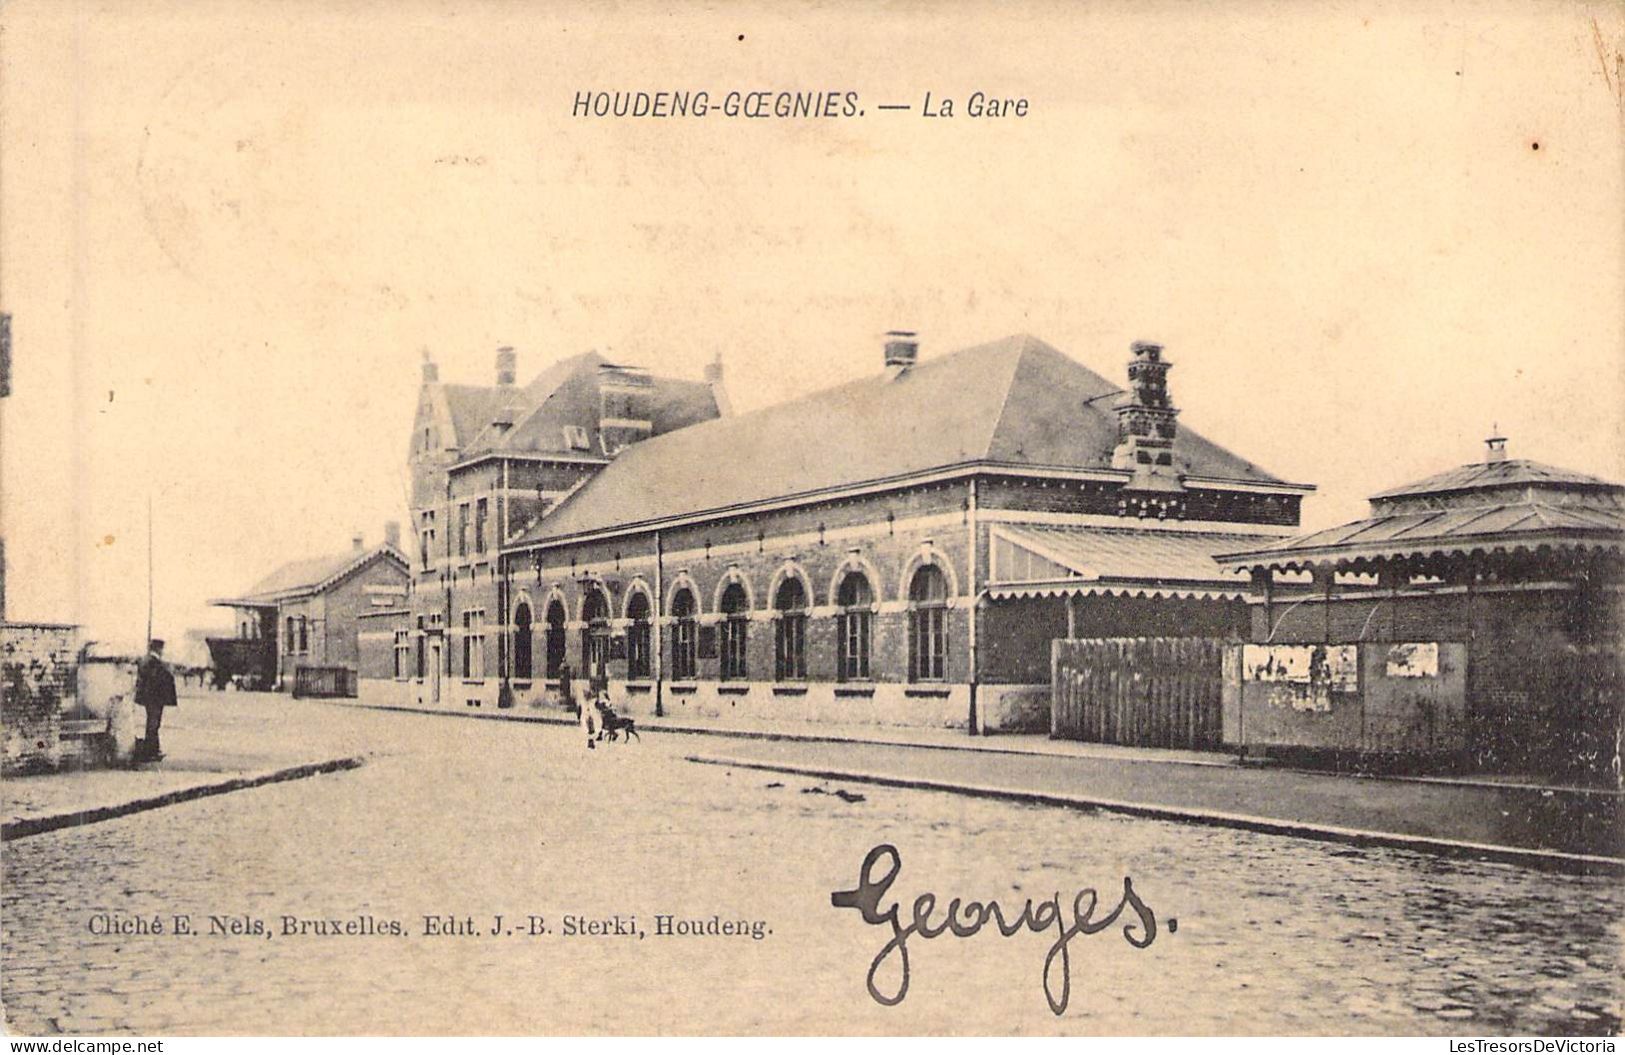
top-left (517, 335), bottom-right (1297, 545)
top-left (440, 384), bottom-right (504, 451)
top-left (1371, 458), bottom-right (1625, 500)
top-left (215, 546), bottom-right (408, 605)
top-left (442, 352), bottom-right (721, 459)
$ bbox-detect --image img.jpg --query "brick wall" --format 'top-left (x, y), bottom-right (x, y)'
top-left (1, 622), bottom-right (78, 775)
top-left (1251, 582), bottom-right (1623, 770)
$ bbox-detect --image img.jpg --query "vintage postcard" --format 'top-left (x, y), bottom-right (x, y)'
top-left (1, 0), bottom-right (1621, 1039)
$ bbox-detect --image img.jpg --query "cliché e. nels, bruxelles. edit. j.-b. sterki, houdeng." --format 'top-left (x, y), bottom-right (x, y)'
top-left (831, 844), bottom-right (1166, 1016)
top-left (569, 89), bottom-right (1028, 119)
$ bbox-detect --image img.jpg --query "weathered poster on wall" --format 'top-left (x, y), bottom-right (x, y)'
top-left (1385, 642), bottom-right (1441, 679)
top-left (1241, 643), bottom-right (1359, 692)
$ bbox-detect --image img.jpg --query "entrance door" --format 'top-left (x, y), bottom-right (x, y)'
top-left (429, 641), bottom-right (442, 705)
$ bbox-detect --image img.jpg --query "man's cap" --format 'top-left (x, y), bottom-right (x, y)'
top-left (149, 638), bottom-right (165, 652)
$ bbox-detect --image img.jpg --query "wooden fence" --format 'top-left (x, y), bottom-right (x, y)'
top-left (1051, 637), bottom-right (1227, 749)
top-left (292, 665), bottom-right (358, 699)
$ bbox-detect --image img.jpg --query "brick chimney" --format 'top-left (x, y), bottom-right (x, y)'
top-left (421, 348), bottom-right (439, 383)
top-left (884, 330), bottom-right (919, 374)
top-left (704, 353), bottom-right (732, 416)
top-left (495, 346), bottom-right (517, 386)
top-left (383, 521), bottom-right (402, 549)
top-left (352, 532), bottom-right (365, 552)
top-left (1484, 427), bottom-right (1508, 463)
top-left (597, 363), bottom-right (654, 456)
top-left (1111, 341), bottom-right (1184, 492)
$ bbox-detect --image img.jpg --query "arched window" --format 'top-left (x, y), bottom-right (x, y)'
top-left (671, 588), bottom-right (698, 680)
top-left (627, 592), bottom-right (652, 680)
top-left (581, 586), bottom-right (611, 682)
top-left (719, 582), bottom-right (749, 681)
top-left (774, 578), bottom-right (807, 681)
top-left (512, 602), bottom-right (533, 680)
top-left (836, 571), bottom-right (875, 681)
top-left (908, 564), bottom-right (948, 681)
top-left (544, 600), bottom-right (567, 678)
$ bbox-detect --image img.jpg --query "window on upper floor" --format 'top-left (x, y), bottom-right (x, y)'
top-left (458, 505), bottom-right (470, 558)
top-left (475, 498), bottom-right (489, 555)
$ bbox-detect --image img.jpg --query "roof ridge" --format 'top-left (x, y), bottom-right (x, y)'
top-left (499, 350), bottom-right (604, 447)
top-left (978, 335), bottom-right (1040, 460)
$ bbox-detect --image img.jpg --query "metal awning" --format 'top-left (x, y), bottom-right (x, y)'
top-left (986, 523), bottom-right (1269, 601)
top-left (1216, 503), bottom-right (1625, 573)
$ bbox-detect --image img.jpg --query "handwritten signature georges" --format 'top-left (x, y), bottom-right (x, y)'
top-left (830, 843), bottom-right (1171, 1016)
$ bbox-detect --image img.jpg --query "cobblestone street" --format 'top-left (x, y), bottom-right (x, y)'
top-left (3, 697), bottom-right (1621, 1035)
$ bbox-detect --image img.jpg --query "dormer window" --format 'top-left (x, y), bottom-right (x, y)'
top-left (562, 425), bottom-right (590, 451)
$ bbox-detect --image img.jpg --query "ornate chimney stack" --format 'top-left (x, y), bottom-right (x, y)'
top-left (1485, 426), bottom-right (1508, 463)
top-left (1111, 341), bottom-right (1184, 493)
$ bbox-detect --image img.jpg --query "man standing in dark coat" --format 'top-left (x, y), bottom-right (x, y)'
top-left (133, 638), bottom-right (176, 762)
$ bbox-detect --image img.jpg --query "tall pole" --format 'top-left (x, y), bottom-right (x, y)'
top-left (146, 492), bottom-right (154, 644)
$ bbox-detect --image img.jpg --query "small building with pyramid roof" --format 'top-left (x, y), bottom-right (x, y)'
top-left (1217, 436), bottom-right (1623, 775)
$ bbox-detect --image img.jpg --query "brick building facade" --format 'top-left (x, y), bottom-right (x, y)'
top-left (362, 333), bottom-right (1309, 733)
top-left (213, 531), bottom-right (409, 691)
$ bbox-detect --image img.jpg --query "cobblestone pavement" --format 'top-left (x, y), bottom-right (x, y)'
top-left (3, 703), bottom-right (1620, 1036)
top-left (679, 739), bottom-right (1625, 859)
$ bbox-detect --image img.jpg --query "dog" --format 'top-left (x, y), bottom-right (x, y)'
top-left (599, 712), bottom-right (640, 743)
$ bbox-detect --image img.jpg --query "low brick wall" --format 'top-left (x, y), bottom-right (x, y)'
top-left (2, 622), bottom-right (79, 776)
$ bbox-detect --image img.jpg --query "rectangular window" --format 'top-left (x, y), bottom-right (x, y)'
top-left (909, 607), bottom-right (946, 681)
top-left (457, 505), bottom-right (470, 558)
top-left (393, 630), bottom-right (410, 679)
top-left (462, 610), bottom-right (485, 679)
top-left (298, 615), bottom-right (309, 655)
top-left (672, 619), bottom-right (698, 680)
top-left (839, 610), bottom-right (872, 681)
top-left (420, 530), bottom-right (432, 569)
top-left (415, 622), bottom-right (426, 679)
top-left (475, 498), bottom-right (488, 555)
top-left (775, 614), bottom-right (806, 680)
top-left (719, 616), bottom-right (748, 681)
top-left (285, 616), bottom-right (296, 655)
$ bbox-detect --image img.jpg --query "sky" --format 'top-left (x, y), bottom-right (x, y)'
top-left (2, 0), bottom-right (1622, 645)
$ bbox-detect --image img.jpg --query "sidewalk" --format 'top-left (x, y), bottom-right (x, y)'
top-left (339, 692), bottom-right (1624, 871)
top-left (337, 691), bottom-right (1621, 795)
top-left (2, 693), bottom-right (370, 840)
